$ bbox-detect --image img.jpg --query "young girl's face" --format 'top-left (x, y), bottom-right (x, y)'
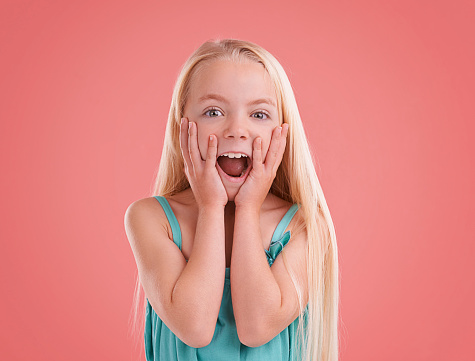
top-left (183, 59), bottom-right (280, 201)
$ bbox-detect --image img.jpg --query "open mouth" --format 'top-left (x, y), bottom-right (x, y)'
top-left (217, 153), bottom-right (251, 178)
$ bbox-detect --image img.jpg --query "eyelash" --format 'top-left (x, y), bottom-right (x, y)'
top-left (204, 107), bottom-right (270, 120)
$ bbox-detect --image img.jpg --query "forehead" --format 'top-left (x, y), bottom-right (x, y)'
top-left (188, 59), bottom-right (277, 105)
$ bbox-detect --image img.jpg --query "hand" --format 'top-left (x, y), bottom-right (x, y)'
top-left (234, 123), bottom-right (289, 210)
top-left (180, 118), bottom-right (228, 208)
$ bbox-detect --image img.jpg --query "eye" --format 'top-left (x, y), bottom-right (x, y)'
top-left (204, 107), bottom-right (223, 117)
top-left (252, 111), bottom-right (270, 120)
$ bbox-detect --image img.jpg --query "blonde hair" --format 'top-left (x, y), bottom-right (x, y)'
top-left (129, 38), bottom-right (340, 361)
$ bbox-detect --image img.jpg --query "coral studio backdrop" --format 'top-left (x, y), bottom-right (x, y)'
top-left (0, 1), bottom-right (473, 360)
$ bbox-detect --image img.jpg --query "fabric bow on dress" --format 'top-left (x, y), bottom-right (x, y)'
top-left (265, 230), bottom-right (291, 267)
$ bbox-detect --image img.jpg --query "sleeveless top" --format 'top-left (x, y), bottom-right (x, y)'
top-left (144, 196), bottom-right (307, 361)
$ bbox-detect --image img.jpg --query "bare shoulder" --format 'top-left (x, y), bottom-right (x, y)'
top-left (124, 196), bottom-right (172, 243)
top-left (125, 196), bottom-right (164, 221)
top-left (264, 194), bottom-right (309, 329)
top-left (124, 194), bottom-right (195, 342)
top-left (164, 188), bottom-right (198, 217)
top-left (263, 193), bottom-right (307, 243)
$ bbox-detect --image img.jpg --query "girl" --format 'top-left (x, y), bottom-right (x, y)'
top-left (125, 39), bottom-right (339, 361)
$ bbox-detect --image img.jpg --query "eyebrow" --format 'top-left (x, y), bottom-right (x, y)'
top-left (197, 93), bottom-right (276, 108)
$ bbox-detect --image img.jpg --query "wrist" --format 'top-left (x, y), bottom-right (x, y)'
top-left (235, 203), bottom-right (261, 217)
top-left (198, 203), bottom-right (225, 214)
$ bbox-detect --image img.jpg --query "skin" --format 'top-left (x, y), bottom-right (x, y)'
top-left (178, 58), bottom-right (291, 273)
top-left (181, 59), bottom-right (288, 208)
top-left (125, 59), bottom-right (308, 348)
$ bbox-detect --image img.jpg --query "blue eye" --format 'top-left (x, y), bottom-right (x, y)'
top-left (204, 108), bottom-right (270, 119)
top-left (253, 111), bottom-right (269, 120)
top-left (204, 108), bottom-right (223, 117)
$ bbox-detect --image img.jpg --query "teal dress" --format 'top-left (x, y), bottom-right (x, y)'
top-left (145, 196), bottom-right (307, 361)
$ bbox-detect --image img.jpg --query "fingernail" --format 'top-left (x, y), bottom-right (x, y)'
top-left (181, 118), bottom-right (185, 125)
top-left (188, 121), bottom-right (192, 129)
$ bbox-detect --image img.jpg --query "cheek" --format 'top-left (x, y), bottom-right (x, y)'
top-left (197, 131), bottom-right (211, 159)
top-left (263, 134), bottom-right (274, 156)
top-left (195, 123), bottom-right (214, 159)
top-left (260, 124), bottom-right (278, 156)
top-left (197, 135), bottom-right (206, 159)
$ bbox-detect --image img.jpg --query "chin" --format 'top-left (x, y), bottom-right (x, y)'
top-left (225, 188), bottom-right (238, 203)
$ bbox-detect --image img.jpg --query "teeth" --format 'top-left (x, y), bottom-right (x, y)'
top-left (222, 152), bottom-right (247, 158)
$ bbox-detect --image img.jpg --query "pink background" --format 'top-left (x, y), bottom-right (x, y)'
top-left (1, 0), bottom-right (474, 360)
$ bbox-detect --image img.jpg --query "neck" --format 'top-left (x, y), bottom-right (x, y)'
top-left (224, 201), bottom-right (236, 221)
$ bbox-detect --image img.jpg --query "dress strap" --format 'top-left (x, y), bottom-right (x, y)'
top-left (265, 203), bottom-right (301, 266)
top-left (270, 204), bottom-right (300, 244)
top-left (153, 196), bottom-right (182, 250)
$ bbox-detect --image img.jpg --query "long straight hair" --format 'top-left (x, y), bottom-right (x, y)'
top-left (129, 38), bottom-right (340, 361)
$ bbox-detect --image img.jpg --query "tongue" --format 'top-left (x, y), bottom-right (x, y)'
top-left (217, 157), bottom-right (247, 177)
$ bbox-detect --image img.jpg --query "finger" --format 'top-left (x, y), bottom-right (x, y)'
top-left (188, 121), bottom-right (203, 171)
top-left (277, 123), bottom-right (289, 152)
top-left (204, 134), bottom-right (218, 170)
top-left (271, 123), bottom-right (289, 175)
top-left (252, 137), bottom-right (264, 172)
top-left (180, 118), bottom-right (192, 170)
top-left (281, 122), bottom-right (289, 139)
top-left (264, 126), bottom-right (282, 170)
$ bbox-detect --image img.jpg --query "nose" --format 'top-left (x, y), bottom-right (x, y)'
top-left (223, 114), bottom-right (249, 140)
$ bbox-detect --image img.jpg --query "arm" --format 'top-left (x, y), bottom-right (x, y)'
top-left (124, 118), bottom-right (228, 347)
top-left (231, 123), bottom-right (308, 347)
top-left (230, 206), bottom-right (308, 347)
top-left (125, 198), bottom-right (225, 348)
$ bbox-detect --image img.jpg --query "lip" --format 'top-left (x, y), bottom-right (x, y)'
top-left (216, 157), bottom-right (252, 183)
